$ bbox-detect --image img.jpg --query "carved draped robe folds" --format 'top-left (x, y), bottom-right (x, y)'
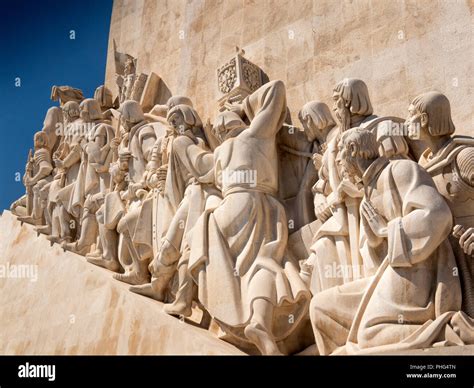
top-left (310, 158), bottom-right (474, 355)
top-left (419, 136), bottom-right (474, 317)
top-left (188, 81), bottom-right (310, 344)
top-left (158, 132), bottom-right (217, 260)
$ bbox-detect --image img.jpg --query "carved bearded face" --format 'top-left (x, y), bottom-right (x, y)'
top-left (405, 104), bottom-right (427, 140)
top-left (168, 111), bottom-right (186, 135)
top-left (332, 91), bottom-right (351, 132)
top-left (337, 140), bottom-right (361, 180)
top-left (120, 117), bottom-right (134, 133)
top-left (300, 116), bottom-right (319, 142)
top-left (34, 133), bottom-right (47, 150)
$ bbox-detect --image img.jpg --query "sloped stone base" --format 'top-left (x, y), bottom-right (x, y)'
top-left (0, 211), bottom-right (243, 355)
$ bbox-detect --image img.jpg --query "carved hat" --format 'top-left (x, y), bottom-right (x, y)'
top-left (410, 91), bottom-right (455, 137)
top-left (333, 78), bottom-right (373, 116)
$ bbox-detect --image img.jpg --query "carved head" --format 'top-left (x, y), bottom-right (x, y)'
top-left (79, 98), bottom-right (103, 123)
top-left (94, 85), bottom-right (113, 110)
top-left (337, 127), bottom-right (378, 179)
top-left (212, 111), bottom-right (246, 143)
top-left (124, 56), bottom-right (136, 75)
top-left (298, 101), bottom-right (336, 142)
top-left (406, 91), bottom-right (455, 140)
top-left (167, 104), bottom-right (202, 135)
top-left (333, 78), bottom-right (373, 131)
top-left (109, 161), bottom-right (126, 184)
top-left (166, 96), bottom-right (193, 110)
top-left (62, 101), bottom-right (80, 124)
top-left (33, 131), bottom-right (48, 150)
top-left (118, 100), bottom-right (145, 131)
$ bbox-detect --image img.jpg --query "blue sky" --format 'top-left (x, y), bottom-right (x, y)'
top-left (0, 0), bottom-right (113, 210)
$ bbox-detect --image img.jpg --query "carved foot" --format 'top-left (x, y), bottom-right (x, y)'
top-left (244, 322), bottom-right (283, 356)
top-left (62, 241), bottom-right (91, 256)
top-left (113, 271), bottom-right (150, 286)
top-left (163, 300), bottom-right (192, 318)
top-left (46, 235), bottom-right (62, 245)
top-left (17, 215), bottom-right (42, 226)
top-left (85, 249), bottom-right (102, 259)
top-left (34, 224), bottom-right (51, 236)
top-left (129, 283), bottom-right (158, 299)
top-left (129, 275), bottom-right (172, 301)
top-left (87, 256), bottom-right (121, 272)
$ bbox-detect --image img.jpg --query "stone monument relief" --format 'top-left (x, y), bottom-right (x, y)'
top-left (4, 0), bottom-right (474, 356)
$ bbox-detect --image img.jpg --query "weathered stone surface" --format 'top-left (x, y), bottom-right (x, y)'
top-left (0, 211), bottom-right (243, 355)
top-left (105, 0), bottom-right (474, 135)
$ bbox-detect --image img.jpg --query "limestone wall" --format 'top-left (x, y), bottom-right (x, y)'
top-left (105, 0), bottom-right (473, 134)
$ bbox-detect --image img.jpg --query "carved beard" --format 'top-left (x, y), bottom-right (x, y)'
top-left (338, 106), bottom-right (352, 133)
top-left (341, 153), bottom-right (362, 181)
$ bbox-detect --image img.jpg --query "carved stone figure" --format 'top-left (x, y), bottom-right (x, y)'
top-left (136, 105), bottom-right (218, 317)
top-left (39, 101), bottom-right (83, 239)
top-left (310, 128), bottom-right (474, 355)
top-left (40, 106), bottom-right (64, 158)
top-left (296, 101), bottom-right (337, 228)
top-left (130, 96), bottom-right (200, 300)
top-left (99, 101), bottom-right (158, 284)
top-left (406, 91), bottom-right (474, 317)
top-left (94, 85), bottom-right (114, 112)
top-left (60, 99), bottom-right (114, 251)
top-left (305, 78), bottom-right (403, 294)
top-left (188, 81), bottom-right (310, 355)
top-left (16, 132), bottom-right (53, 225)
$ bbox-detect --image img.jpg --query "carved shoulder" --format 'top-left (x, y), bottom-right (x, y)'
top-left (455, 146), bottom-right (474, 187)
